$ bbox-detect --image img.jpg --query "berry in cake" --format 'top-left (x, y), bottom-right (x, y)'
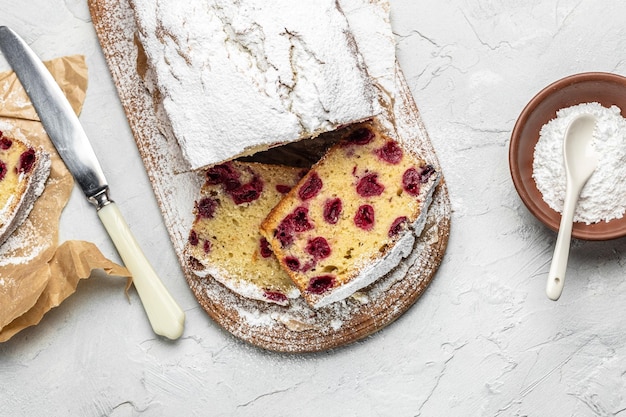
top-left (260, 121), bottom-right (439, 309)
top-left (0, 129), bottom-right (51, 246)
top-left (185, 161), bottom-right (303, 305)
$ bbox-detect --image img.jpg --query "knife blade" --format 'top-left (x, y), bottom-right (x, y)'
top-left (0, 26), bottom-right (185, 340)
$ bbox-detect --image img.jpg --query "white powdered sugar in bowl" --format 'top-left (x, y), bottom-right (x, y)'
top-left (533, 102), bottom-right (626, 224)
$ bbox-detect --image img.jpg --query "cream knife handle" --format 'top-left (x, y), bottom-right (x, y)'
top-left (97, 202), bottom-right (185, 339)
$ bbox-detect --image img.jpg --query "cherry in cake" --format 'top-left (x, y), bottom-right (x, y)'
top-left (0, 129), bottom-right (51, 245)
top-left (261, 121), bottom-right (439, 309)
top-left (186, 161), bottom-right (303, 305)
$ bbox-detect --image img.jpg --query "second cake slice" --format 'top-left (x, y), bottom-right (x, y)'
top-left (261, 121), bottom-right (440, 309)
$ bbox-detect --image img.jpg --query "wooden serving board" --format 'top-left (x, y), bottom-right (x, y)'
top-left (88, 0), bottom-right (451, 353)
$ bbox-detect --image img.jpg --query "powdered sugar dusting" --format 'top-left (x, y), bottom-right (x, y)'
top-left (0, 218), bottom-right (47, 266)
top-left (340, 0), bottom-right (397, 102)
top-left (193, 262), bottom-right (300, 306)
top-left (0, 195), bottom-right (16, 226)
top-left (234, 306), bottom-right (277, 328)
top-left (0, 121), bottom-right (25, 139)
top-left (129, 0), bottom-right (379, 170)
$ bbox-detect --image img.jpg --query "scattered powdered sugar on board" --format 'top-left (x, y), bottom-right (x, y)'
top-left (533, 102), bottom-right (626, 224)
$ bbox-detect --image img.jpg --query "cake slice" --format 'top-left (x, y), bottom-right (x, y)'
top-left (130, 0), bottom-right (379, 170)
top-left (0, 130), bottom-right (51, 245)
top-left (260, 121), bottom-right (440, 309)
top-left (185, 161), bottom-right (303, 305)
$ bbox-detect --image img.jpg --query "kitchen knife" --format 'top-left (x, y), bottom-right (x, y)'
top-left (0, 26), bottom-right (185, 340)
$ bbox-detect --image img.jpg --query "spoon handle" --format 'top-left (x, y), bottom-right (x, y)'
top-left (546, 183), bottom-right (581, 300)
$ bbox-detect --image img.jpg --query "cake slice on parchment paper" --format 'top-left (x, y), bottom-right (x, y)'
top-left (0, 127), bottom-right (51, 246)
top-left (129, 0), bottom-right (381, 170)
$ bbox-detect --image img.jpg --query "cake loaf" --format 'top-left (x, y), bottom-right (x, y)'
top-left (129, 0), bottom-right (380, 170)
top-left (186, 161), bottom-right (303, 305)
top-left (260, 121), bottom-right (440, 309)
top-left (0, 129), bottom-right (51, 245)
top-left (339, 0), bottom-right (397, 106)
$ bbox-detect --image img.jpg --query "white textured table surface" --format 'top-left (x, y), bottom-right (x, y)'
top-left (2, 1), bottom-right (626, 416)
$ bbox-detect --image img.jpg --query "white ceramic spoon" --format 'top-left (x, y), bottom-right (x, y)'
top-left (546, 114), bottom-right (598, 300)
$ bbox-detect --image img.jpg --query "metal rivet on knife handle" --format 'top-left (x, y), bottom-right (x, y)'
top-left (0, 26), bottom-right (185, 340)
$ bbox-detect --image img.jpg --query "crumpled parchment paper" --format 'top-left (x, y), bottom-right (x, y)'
top-left (0, 55), bottom-right (130, 342)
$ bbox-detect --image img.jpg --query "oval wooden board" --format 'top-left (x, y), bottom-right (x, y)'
top-left (88, 0), bottom-right (451, 353)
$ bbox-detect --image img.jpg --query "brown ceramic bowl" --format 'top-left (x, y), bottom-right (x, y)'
top-left (510, 72), bottom-right (626, 240)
